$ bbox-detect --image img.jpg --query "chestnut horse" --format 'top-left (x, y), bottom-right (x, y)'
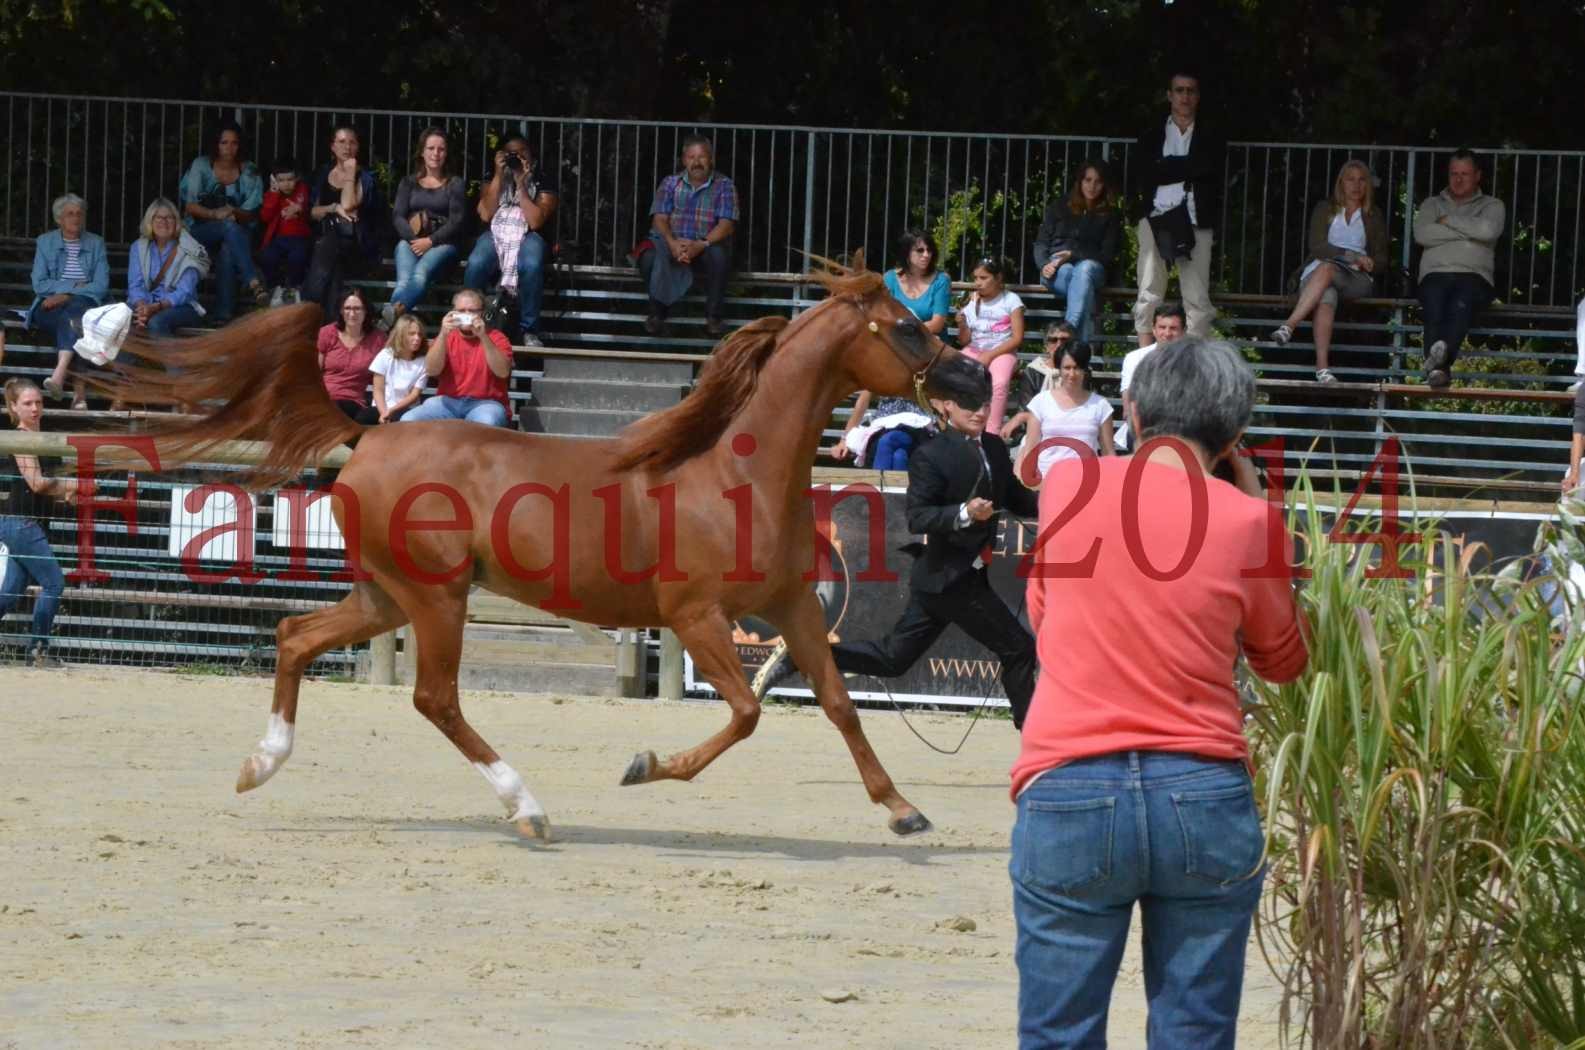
top-left (103, 264), bottom-right (969, 839)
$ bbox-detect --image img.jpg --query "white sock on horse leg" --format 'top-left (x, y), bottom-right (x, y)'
top-left (473, 759), bottom-right (545, 823)
top-left (240, 712), bottom-right (294, 789)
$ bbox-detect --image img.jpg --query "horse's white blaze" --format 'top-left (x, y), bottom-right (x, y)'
top-left (245, 712), bottom-right (295, 785)
top-left (474, 759), bottom-right (545, 822)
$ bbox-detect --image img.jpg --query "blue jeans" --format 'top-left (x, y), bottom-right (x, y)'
top-left (188, 220), bottom-right (258, 321)
top-left (400, 395), bottom-right (508, 427)
top-left (1042, 258), bottom-right (1106, 346)
top-left (392, 241), bottom-right (463, 312)
top-left (259, 234), bottom-right (311, 288)
top-left (31, 294), bottom-right (95, 351)
top-left (0, 516), bottom-right (64, 648)
top-left (871, 428), bottom-right (914, 470)
top-left (145, 302), bottom-right (203, 337)
top-left (463, 231), bottom-right (549, 335)
top-left (1011, 751), bottom-right (1265, 1050)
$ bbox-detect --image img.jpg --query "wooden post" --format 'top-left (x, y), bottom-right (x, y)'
top-left (368, 630), bottom-right (397, 685)
top-left (615, 628), bottom-right (645, 698)
top-left (659, 629), bottom-right (685, 700)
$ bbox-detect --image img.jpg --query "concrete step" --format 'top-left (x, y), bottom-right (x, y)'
top-left (526, 406), bottom-right (648, 437)
top-left (396, 659), bottom-right (620, 696)
top-left (532, 376), bottom-right (687, 413)
top-left (546, 356), bottom-right (695, 385)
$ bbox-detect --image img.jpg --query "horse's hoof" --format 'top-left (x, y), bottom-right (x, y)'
top-left (619, 750), bottom-right (657, 786)
top-left (517, 815), bottom-right (553, 842)
top-left (889, 811), bottom-right (933, 837)
top-left (236, 757), bottom-right (262, 793)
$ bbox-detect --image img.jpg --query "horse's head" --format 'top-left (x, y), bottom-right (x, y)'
top-left (845, 282), bottom-right (968, 410)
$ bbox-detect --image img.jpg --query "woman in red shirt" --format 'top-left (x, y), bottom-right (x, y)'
top-left (1012, 339), bottom-right (1308, 1049)
top-left (317, 288), bottom-right (384, 423)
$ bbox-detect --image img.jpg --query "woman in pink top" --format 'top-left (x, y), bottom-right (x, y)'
top-left (317, 288), bottom-right (384, 423)
top-left (1011, 339), bottom-right (1307, 1050)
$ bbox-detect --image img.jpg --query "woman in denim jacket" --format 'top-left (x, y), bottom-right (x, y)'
top-left (28, 193), bottom-right (109, 408)
top-left (179, 120), bottom-right (268, 323)
top-left (128, 198), bottom-right (210, 337)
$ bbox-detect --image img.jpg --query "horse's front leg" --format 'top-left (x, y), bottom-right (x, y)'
top-left (771, 590), bottom-right (932, 836)
top-left (619, 606), bottom-right (762, 786)
top-left (237, 581), bottom-right (408, 793)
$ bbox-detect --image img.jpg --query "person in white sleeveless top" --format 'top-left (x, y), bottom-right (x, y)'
top-left (1270, 160), bottom-right (1388, 383)
top-left (1013, 340), bottom-right (1115, 485)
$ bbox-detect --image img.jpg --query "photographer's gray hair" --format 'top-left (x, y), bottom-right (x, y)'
top-left (1131, 339), bottom-right (1255, 454)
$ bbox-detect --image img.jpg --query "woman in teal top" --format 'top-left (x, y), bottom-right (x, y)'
top-left (835, 228), bottom-right (950, 469)
top-left (179, 120), bottom-right (268, 323)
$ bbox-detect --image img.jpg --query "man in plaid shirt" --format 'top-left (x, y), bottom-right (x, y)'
top-left (637, 134), bottom-right (739, 338)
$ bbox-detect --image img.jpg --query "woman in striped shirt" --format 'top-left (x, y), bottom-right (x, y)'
top-left (28, 194), bottom-right (109, 410)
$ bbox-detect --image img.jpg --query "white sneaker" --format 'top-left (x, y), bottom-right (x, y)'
top-left (1315, 368), bottom-right (1338, 384)
top-left (1271, 324), bottom-right (1293, 346)
top-left (1570, 380), bottom-right (1581, 394)
top-left (288, 288), bottom-right (302, 305)
top-left (269, 286), bottom-right (285, 308)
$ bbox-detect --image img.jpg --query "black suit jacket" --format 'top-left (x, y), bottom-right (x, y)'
top-left (904, 430), bottom-right (1039, 595)
top-left (1132, 118), bottom-right (1226, 230)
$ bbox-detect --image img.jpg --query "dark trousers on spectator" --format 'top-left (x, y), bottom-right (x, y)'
top-left (637, 242), bottom-right (732, 320)
top-left (30, 294), bottom-right (94, 351)
top-left (1418, 272), bottom-right (1494, 365)
top-left (303, 236), bottom-right (365, 316)
top-left (828, 566), bottom-right (1036, 728)
top-left (260, 235), bottom-right (311, 289)
top-left (333, 399), bottom-right (379, 425)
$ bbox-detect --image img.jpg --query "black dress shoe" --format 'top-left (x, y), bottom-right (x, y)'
top-left (644, 312), bottom-right (665, 336)
top-left (705, 317), bottom-right (726, 338)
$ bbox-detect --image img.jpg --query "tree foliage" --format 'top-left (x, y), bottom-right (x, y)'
top-left (1, 0), bottom-right (1581, 147)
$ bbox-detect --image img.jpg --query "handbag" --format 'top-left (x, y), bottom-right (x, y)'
top-left (1147, 201), bottom-right (1195, 263)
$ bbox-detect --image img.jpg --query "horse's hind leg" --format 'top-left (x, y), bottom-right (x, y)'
top-left (405, 596), bottom-right (551, 840)
top-left (237, 579), bottom-right (408, 793)
top-left (774, 591), bottom-right (931, 836)
top-left (620, 607), bottom-right (761, 786)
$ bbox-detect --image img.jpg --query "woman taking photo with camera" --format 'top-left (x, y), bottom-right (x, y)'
top-left (383, 126), bottom-right (469, 330)
top-left (462, 135), bottom-right (559, 346)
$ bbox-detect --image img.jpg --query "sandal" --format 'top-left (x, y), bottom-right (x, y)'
top-left (248, 279), bottom-right (270, 307)
top-left (41, 376), bottom-right (67, 401)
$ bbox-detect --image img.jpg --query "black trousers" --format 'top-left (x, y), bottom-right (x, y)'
top-left (1418, 272), bottom-right (1494, 365)
top-left (829, 566), bottom-right (1036, 728)
top-left (637, 242), bottom-right (732, 319)
top-left (303, 235), bottom-right (367, 316)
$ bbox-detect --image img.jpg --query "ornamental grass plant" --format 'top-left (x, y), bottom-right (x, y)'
top-left (1247, 475), bottom-right (1585, 1049)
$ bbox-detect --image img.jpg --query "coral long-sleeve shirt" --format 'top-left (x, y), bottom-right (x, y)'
top-left (1011, 456), bottom-right (1308, 799)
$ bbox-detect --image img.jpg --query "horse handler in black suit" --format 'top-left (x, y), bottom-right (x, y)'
top-left (754, 359), bottom-right (1041, 727)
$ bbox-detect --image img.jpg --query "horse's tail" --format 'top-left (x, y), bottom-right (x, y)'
top-left (96, 303), bottom-right (362, 488)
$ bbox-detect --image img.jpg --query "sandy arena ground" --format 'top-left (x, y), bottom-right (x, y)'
top-left (0, 669), bottom-right (1284, 1048)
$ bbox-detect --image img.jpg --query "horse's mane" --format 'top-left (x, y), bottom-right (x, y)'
top-left (608, 316), bottom-right (789, 474)
top-left (607, 255), bottom-right (884, 475)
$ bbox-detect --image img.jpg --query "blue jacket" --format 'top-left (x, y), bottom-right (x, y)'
top-left (28, 229), bottom-right (110, 326)
top-left (179, 155), bottom-right (265, 227)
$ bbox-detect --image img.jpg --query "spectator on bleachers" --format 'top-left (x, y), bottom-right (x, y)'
top-left (317, 288), bottom-right (383, 423)
top-left (1013, 341), bottom-right (1115, 484)
top-left (1014, 323), bottom-right (1076, 405)
top-left (179, 120), bottom-right (268, 323)
top-left (384, 127), bottom-right (468, 331)
top-left (463, 136), bottom-right (559, 348)
top-left (637, 134), bottom-right (738, 338)
top-left (1271, 160), bottom-right (1388, 383)
top-left (1574, 295), bottom-right (1585, 393)
top-left (28, 193), bottom-right (109, 409)
top-left (1414, 149), bottom-right (1505, 389)
top-left (833, 228), bottom-right (952, 468)
top-left (259, 157), bottom-right (313, 306)
top-left (1116, 302), bottom-right (1186, 451)
top-left (1033, 160), bottom-right (1121, 346)
top-left (956, 256), bottom-right (1025, 436)
top-left (370, 313), bottom-right (429, 423)
top-left (128, 198), bottom-right (209, 337)
top-left (1566, 378), bottom-right (1585, 492)
top-left (2, 377), bottom-right (85, 668)
top-left (400, 288), bottom-right (512, 426)
top-left (303, 125), bottom-right (383, 316)
top-left (1132, 71), bottom-right (1223, 345)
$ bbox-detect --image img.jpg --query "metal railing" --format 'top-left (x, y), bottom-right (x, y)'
top-left (6, 92), bottom-right (1582, 306)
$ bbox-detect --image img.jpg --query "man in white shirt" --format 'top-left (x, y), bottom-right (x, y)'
top-left (1131, 71), bottom-right (1224, 346)
top-left (1115, 303), bottom-right (1186, 451)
